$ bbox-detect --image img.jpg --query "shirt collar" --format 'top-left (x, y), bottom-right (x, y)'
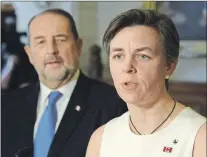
top-left (39, 69), bottom-right (80, 101)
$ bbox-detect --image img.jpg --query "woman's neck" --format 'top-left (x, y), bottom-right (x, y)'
top-left (127, 94), bottom-right (176, 135)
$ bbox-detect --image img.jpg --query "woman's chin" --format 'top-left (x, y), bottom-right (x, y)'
top-left (120, 94), bottom-right (139, 105)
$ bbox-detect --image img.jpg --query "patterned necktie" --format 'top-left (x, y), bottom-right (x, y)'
top-left (34, 91), bottom-right (62, 157)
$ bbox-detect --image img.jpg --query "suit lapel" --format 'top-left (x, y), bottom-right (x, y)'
top-left (20, 83), bottom-right (39, 152)
top-left (48, 72), bottom-right (91, 157)
top-left (25, 83), bottom-right (39, 124)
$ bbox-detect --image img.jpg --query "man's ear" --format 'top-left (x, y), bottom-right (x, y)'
top-left (24, 45), bottom-right (33, 65)
top-left (165, 58), bottom-right (178, 78)
top-left (77, 38), bottom-right (83, 56)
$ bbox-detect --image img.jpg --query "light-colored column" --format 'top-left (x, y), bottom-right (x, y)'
top-left (73, 2), bottom-right (98, 75)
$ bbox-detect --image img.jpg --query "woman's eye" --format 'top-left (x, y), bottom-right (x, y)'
top-left (114, 54), bottom-right (123, 60)
top-left (137, 54), bottom-right (151, 60)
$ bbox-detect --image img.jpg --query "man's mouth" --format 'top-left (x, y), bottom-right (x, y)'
top-left (45, 61), bottom-right (61, 67)
top-left (47, 61), bottom-right (60, 64)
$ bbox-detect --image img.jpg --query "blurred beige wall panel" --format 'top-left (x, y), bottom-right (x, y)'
top-left (77, 2), bottom-right (98, 72)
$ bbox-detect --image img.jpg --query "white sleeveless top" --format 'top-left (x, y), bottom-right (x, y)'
top-left (100, 107), bottom-right (206, 157)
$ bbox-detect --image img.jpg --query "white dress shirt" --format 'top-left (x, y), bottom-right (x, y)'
top-left (33, 70), bottom-right (80, 139)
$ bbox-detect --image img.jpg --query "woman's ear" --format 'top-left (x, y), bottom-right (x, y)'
top-left (165, 58), bottom-right (178, 78)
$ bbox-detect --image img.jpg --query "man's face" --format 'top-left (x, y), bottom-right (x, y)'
top-left (109, 26), bottom-right (176, 105)
top-left (25, 13), bottom-right (82, 83)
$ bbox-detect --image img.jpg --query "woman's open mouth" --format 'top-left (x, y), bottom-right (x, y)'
top-left (122, 82), bottom-right (138, 90)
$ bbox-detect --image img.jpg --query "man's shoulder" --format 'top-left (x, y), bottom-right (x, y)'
top-left (2, 83), bottom-right (38, 108)
top-left (87, 78), bottom-right (118, 99)
top-left (89, 78), bottom-right (116, 93)
top-left (2, 83), bottom-right (38, 97)
top-left (85, 78), bottom-right (126, 109)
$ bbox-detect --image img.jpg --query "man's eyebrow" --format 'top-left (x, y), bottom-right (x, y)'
top-left (54, 34), bottom-right (68, 38)
top-left (33, 36), bottom-right (45, 40)
top-left (33, 34), bottom-right (69, 41)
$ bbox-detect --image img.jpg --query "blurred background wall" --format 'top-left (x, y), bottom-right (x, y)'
top-left (1, 1), bottom-right (206, 116)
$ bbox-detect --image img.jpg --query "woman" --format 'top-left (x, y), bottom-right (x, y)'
top-left (86, 9), bottom-right (206, 157)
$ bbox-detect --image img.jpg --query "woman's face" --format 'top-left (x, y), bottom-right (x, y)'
top-left (109, 26), bottom-right (176, 106)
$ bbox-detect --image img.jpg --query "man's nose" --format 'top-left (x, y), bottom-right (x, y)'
top-left (46, 39), bottom-right (58, 54)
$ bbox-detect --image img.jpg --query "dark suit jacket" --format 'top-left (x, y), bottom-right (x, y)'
top-left (2, 72), bottom-right (127, 157)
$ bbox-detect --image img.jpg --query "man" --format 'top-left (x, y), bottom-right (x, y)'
top-left (2, 9), bottom-right (127, 157)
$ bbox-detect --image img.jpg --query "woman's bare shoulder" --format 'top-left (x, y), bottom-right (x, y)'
top-left (86, 125), bottom-right (106, 157)
top-left (193, 123), bottom-right (206, 157)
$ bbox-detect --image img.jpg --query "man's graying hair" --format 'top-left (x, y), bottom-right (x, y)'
top-left (27, 8), bottom-right (79, 45)
top-left (103, 9), bottom-right (180, 65)
top-left (102, 9), bottom-right (180, 89)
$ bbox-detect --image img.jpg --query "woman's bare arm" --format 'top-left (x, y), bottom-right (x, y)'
top-left (193, 123), bottom-right (206, 157)
top-left (86, 125), bottom-right (106, 157)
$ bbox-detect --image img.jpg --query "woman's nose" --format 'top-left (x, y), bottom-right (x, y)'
top-left (122, 58), bottom-right (137, 74)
